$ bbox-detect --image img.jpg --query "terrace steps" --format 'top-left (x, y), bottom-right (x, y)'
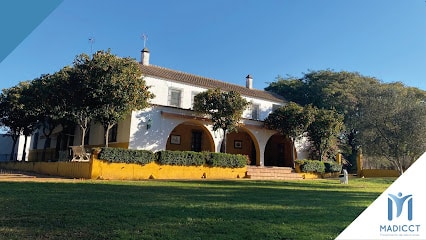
top-left (246, 166), bottom-right (303, 180)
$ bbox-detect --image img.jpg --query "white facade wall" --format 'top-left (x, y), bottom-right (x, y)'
top-left (72, 116), bottom-right (132, 146)
top-left (128, 105), bottom-right (280, 166)
top-left (133, 75), bottom-right (310, 166)
top-left (144, 76), bottom-right (284, 120)
top-left (0, 134), bottom-right (31, 161)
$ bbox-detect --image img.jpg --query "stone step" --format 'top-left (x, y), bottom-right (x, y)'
top-left (248, 175), bottom-right (303, 180)
top-left (245, 166), bottom-right (303, 180)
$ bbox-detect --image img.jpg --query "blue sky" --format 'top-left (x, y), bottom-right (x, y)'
top-left (1, 0), bottom-right (426, 92)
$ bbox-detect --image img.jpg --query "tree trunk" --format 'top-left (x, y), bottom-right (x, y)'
top-left (79, 117), bottom-right (88, 147)
top-left (41, 122), bottom-right (55, 161)
top-left (80, 125), bottom-right (86, 147)
top-left (42, 137), bottom-right (51, 161)
top-left (290, 137), bottom-right (295, 168)
top-left (104, 124), bottom-right (112, 148)
top-left (222, 128), bottom-right (227, 153)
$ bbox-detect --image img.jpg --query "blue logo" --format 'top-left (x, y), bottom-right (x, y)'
top-left (388, 192), bottom-right (413, 221)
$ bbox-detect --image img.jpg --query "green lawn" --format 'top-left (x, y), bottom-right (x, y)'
top-left (0, 178), bottom-right (394, 240)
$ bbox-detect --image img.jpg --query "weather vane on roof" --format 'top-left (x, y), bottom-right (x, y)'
top-left (88, 36), bottom-right (95, 54)
top-left (141, 33), bottom-right (148, 48)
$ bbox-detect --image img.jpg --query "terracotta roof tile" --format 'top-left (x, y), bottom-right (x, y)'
top-left (140, 64), bottom-right (286, 103)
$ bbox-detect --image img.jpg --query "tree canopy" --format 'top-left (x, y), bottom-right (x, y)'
top-left (0, 49), bottom-right (154, 160)
top-left (307, 108), bottom-right (344, 161)
top-left (193, 88), bottom-right (249, 153)
top-left (69, 50), bottom-right (154, 146)
top-left (356, 83), bottom-right (426, 174)
top-left (266, 70), bottom-right (426, 172)
top-left (0, 81), bottom-right (38, 160)
top-left (264, 102), bottom-right (315, 163)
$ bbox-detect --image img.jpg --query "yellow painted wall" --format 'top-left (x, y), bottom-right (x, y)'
top-left (0, 161), bottom-right (91, 179)
top-left (0, 150), bottom-right (247, 180)
top-left (91, 158), bottom-right (246, 180)
top-left (360, 169), bottom-right (400, 178)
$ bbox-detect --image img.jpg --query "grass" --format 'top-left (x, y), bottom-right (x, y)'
top-left (0, 178), bottom-right (394, 240)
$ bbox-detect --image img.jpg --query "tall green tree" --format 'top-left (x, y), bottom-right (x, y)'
top-left (30, 72), bottom-right (69, 160)
top-left (266, 70), bottom-right (381, 165)
top-left (193, 88), bottom-right (249, 153)
top-left (87, 50), bottom-right (154, 147)
top-left (356, 83), bottom-right (426, 174)
top-left (264, 102), bottom-right (314, 164)
top-left (67, 52), bottom-right (106, 146)
top-left (307, 108), bottom-right (344, 161)
top-left (60, 50), bottom-right (155, 147)
top-left (0, 81), bottom-right (38, 160)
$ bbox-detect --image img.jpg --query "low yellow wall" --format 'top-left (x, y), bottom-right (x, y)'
top-left (0, 161), bottom-right (91, 179)
top-left (294, 163), bottom-right (340, 179)
top-left (0, 153), bottom-right (247, 180)
top-left (91, 159), bottom-right (246, 180)
top-left (298, 172), bottom-right (340, 179)
top-left (360, 169), bottom-right (400, 178)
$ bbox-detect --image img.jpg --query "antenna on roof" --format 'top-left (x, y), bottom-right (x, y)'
top-left (141, 33), bottom-right (148, 48)
top-left (88, 36), bottom-right (95, 54)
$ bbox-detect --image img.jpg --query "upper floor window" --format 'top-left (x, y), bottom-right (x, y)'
top-left (251, 104), bottom-right (260, 120)
top-left (272, 104), bottom-right (281, 112)
top-left (191, 91), bottom-right (200, 109)
top-left (168, 88), bottom-right (182, 107)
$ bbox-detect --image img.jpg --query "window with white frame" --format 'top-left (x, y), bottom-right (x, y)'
top-left (191, 91), bottom-right (200, 109)
top-left (168, 88), bottom-right (182, 107)
top-left (251, 104), bottom-right (260, 120)
top-left (272, 104), bottom-right (281, 112)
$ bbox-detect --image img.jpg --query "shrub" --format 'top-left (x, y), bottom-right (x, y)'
top-left (206, 152), bottom-right (247, 168)
top-left (98, 148), bottom-right (247, 168)
top-left (298, 160), bottom-right (325, 173)
top-left (324, 161), bottom-right (342, 173)
top-left (98, 147), bottom-right (154, 165)
top-left (156, 151), bottom-right (206, 166)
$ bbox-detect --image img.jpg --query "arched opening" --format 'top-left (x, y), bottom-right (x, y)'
top-left (166, 121), bottom-right (214, 152)
top-left (264, 133), bottom-right (294, 167)
top-left (225, 127), bottom-right (259, 166)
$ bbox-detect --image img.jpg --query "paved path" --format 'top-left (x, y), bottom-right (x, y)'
top-left (0, 169), bottom-right (83, 182)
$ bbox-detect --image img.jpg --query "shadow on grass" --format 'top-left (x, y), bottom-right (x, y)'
top-left (0, 179), bottom-right (392, 240)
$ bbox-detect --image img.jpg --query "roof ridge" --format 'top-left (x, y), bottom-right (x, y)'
top-left (146, 64), bottom-right (254, 89)
top-left (140, 64), bottom-right (286, 102)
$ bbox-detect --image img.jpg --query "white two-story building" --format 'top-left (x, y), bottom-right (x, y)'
top-left (29, 48), bottom-right (309, 166)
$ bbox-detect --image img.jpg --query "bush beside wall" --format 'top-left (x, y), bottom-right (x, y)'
top-left (206, 152), bottom-right (248, 168)
top-left (97, 147), bottom-right (154, 165)
top-left (156, 151), bottom-right (205, 166)
top-left (296, 160), bottom-right (326, 173)
top-left (98, 148), bottom-right (247, 168)
top-left (324, 161), bottom-right (342, 173)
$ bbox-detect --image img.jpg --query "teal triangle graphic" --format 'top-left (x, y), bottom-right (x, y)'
top-left (0, 0), bottom-right (64, 63)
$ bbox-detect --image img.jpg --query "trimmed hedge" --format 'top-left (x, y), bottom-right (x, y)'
top-left (206, 152), bottom-right (248, 168)
top-left (324, 161), bottom-right (342, 173)
top-left (296, 159), bottom-right (342, 173)
top-left (156, 151), bottom-right (206, 166)
top-left (98, 147), bottom-right (154, 165)
top-left (295, 160), bottom-right (325, 173)
top-left (97, 148), bottom-right (247, 168)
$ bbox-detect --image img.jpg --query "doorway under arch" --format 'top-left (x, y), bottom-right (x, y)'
top-left (264, 133), bottom-right (294, 167)
top-left (166, 121), bottom-right (214, 152)
top-left (225, 127), bottom-right (259, 166)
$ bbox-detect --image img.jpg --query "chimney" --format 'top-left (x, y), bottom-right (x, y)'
top-left (141, 47), bottom-right (150, 66)
top-left (246, 74), bottom-right (253, 89)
